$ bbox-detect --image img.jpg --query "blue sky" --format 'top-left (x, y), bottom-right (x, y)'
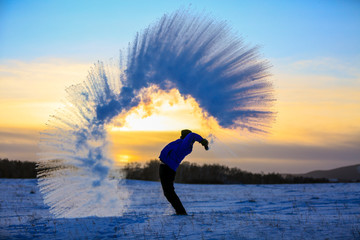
top-left (1, 0), bottom-right (359, 62)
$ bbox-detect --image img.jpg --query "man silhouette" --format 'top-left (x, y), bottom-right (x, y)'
top-left (159, 129), bottom-right (209, 215)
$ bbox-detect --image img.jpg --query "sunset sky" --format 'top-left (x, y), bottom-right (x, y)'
top-left (0, 0), bottom-right (359, 173)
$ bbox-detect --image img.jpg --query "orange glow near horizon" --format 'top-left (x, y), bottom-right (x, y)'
top-left (1, 59), bottom-right (360, 173)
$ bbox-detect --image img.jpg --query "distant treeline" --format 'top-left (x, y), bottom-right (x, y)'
top-left (1, 158), bottom-right (329, 184)
top-left (124, 160), bottom-right (329, 184)
top-left (0, 158), bottom-right (37, 178)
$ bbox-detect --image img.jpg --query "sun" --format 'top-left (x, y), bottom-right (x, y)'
top-left (116, 154), bottom-right (132, 163)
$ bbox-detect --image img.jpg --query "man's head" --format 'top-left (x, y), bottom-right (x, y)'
top-left (180, 129), bottom-right (192, 139)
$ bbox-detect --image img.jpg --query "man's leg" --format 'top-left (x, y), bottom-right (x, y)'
top-left (159, 163), bottom-right (187, 215)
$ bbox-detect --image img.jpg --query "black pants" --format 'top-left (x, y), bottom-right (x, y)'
top-left (159, 163), bottom-right (187, 215)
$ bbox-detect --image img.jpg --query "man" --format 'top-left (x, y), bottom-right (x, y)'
top-left (159, 129), bottom-right (209, 215)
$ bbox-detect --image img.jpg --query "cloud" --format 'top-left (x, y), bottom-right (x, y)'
top-left (0, 127), bottom-right (39, 161)
top-left (1, 124), bottom-right (359, 173)
top-left (107, 126), bottom-right (360, 173)
top-left (0, 142), bottom-right (38, 161)
top-left (265, 56), bottom-right (360, 147)
top-left (0, 58), bottom-right (92, 127)
top-left (229, 142), bottom-right (360, 163)
top-left (272, 57), bottom-right (360, 89)
top-left (291, 57), bottom-right (360, 81)
top-left (194, 135), bottom-right (360, 173)
top-left (0, 58), bottom-right (91, 100)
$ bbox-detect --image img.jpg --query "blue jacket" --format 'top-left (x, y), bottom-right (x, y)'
top-left (159, 132), bottom-right (204, 171)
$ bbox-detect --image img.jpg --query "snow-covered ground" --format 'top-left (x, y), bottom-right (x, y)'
top-left (0, 179), bottom-right (359, 239)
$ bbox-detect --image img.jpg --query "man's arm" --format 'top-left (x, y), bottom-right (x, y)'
top-left (181, 132), bottom-right (208, 150)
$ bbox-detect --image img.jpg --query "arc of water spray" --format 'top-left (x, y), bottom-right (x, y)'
top-left (37, 9), bottom-right (275, 218)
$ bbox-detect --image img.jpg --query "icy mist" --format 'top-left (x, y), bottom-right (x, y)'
top-left (37, 10), bottom-right (275, 218)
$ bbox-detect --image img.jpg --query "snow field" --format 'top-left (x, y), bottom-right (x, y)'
top-left (0, 179), bottom-right (359, 239)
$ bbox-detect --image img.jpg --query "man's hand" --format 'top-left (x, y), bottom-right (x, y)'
top-left (200, 139), bottom-right (209, 151)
